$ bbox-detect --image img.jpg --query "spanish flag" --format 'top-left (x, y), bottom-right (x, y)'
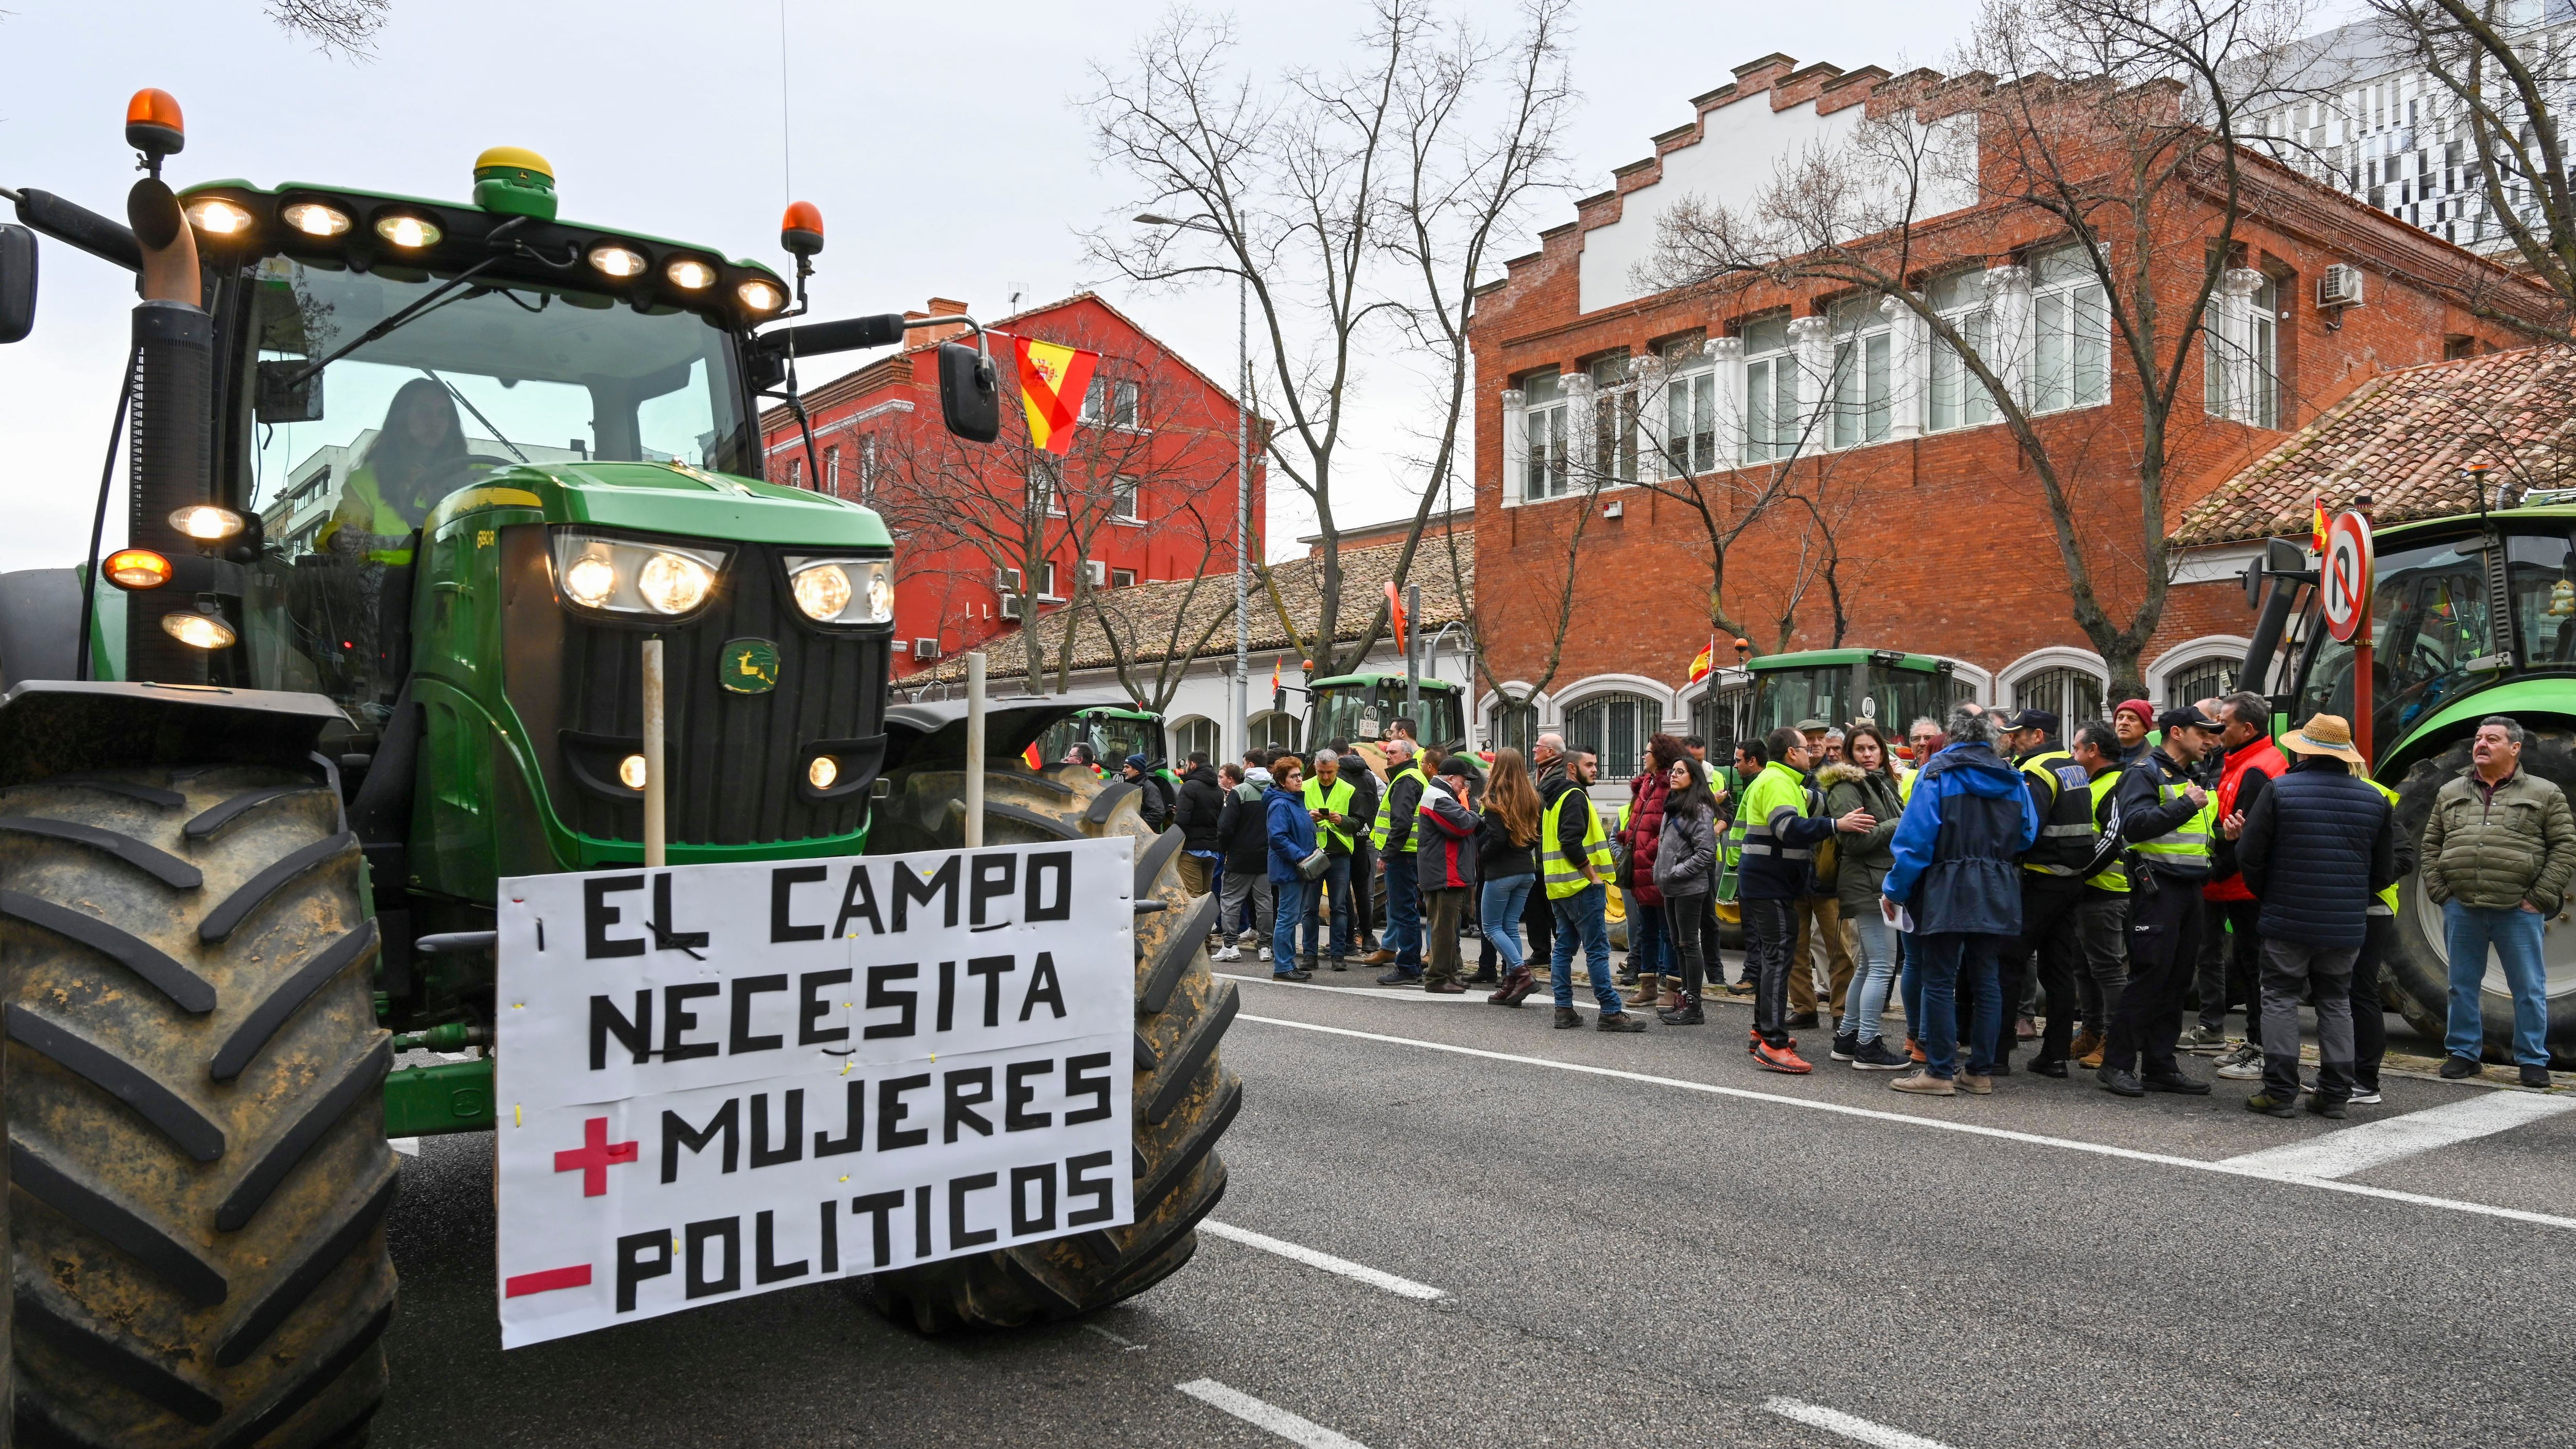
top-left (1269, 656), bottom-right (1282, 693)
top-left (1022, 741), bottom-right (1044, 771)
top-left (2311, 496), bottom-right (2329, 556)
top-left (1012, 335), bottom-right (1101, 456)
top-left (1687, 636), bottom-right (1715, 684)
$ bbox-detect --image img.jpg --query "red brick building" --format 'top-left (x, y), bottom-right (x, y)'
top-left (760, 293), bottom-right (1264, 676)
top-left (1468, 53), bottom-right (2551, 761)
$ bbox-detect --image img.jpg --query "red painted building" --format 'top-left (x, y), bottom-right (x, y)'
top-left (759, 293), bottom-right (1264, 676)
top-left (1466, 53), bottom-right (2553, 768)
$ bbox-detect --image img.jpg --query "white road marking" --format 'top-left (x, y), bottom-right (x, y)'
top-left (1217, 970), bottom-right (1613, 1010)
top-left (1237, 1013), bottom-right (2576, 1234)
top-left (1764, 1397), bottom-right (1957, 1449)
top-left (389, 1137), bottom-right (419, 1157)
top-left (1176, 1379), bottom-right (1372, 1449)
top-left (1080, 1322), bottom-right (1148, 1351)
top-left (1197, 1220), bottom-right (1446, 1300)
top-left (2220, 1090), bottom-right (2576, 1179)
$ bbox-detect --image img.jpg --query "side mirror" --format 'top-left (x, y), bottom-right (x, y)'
top-left (938, 340), bottom-right (1000, 444)
top-left (0, 224), bottom-right (37, 345)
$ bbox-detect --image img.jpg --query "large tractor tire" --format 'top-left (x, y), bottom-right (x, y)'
top-left (863, 762), bottom-right (1240, 1331)
top-left (0, 765), bottom-right (396, 1448)
top-left (2384, 730), bottom-right (2576, 1069)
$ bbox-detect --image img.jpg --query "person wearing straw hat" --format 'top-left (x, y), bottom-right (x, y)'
top-left (2232, 713), bottom-right (2396, 1118)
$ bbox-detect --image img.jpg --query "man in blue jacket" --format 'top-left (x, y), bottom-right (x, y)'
top-left (1881, 706), bottom-right (2042, 1097)
top-left (1264, 756), bottom-right (1319, 983)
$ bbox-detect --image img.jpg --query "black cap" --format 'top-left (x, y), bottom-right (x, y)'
top-left (2158, 705), bottom-right (2220, 732)
top-left (1992, 708), bottom-right (2058, 733)
top-left (1436, 755), bottom-right (1475, 779)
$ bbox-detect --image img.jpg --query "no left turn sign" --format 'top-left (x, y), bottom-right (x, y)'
top-left (2323, 510), bottom-right (2375, 643)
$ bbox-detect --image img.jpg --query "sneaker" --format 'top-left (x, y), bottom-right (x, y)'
top-left (2181, 1024), bottom-right (2230, 1051)
top-left (1726, 979), bottom-right (1756, 996)
top-left (2246, 1092), bottom-right (2299, 1118)
top-left (1257, 946), bottom-right (1270, 962)
top-left (1753, 1041), bottom-right (1812, 1073)
top-left (1597, 1011), bottom-right (1648, 1033)
top-left (2439, 1054), bottom-right (2482, 1080)
top-left (1213, 946), bottom-right (1241, 962)
top-left (1890, 1070), bottom-right (1955, 1096)
top-left (2348, 1086), bottom-right (2383, 1104)
top-left (1956, 1073), bottom-right (1994, 1095)
top-left (1272, 968), bottom-right (1315, 983)
top-left (1376, 968), bottom-right (1423, 986)
top-left (2521, 1064), bottom-right (2553, 1088)
top-left (2213, 1044), bottom-right (2265, 1080)
top-left (1329, 957), bottom-right (1348, 972)
top-left (2142, 1071), bottom-right (2212, 1096)
top-left (1553, 1007), bottom-right (1584, 1029)
top-left (2304, 1094), bottom-right (2347, 1119)
top-left (1830, 1032), bottom-right (1860, 1062)
top-left (1851, 1038), bottom-right (1911, 1071)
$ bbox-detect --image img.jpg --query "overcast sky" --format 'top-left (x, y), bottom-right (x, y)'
top-left (0, 0), bottom-right (2004, 574)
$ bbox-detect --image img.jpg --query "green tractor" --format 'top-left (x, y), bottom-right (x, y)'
top-left (1735, 649), bottom-right (1977, 752)
top-left (1035, 704), bottom-right (1168, 777)
top-left (1304, 672), bottom-right (1473, 762)
top-left (2241, 511), bottom-right (2576, 1067)
top-left (0, 96), bottom-right (1239, 1447)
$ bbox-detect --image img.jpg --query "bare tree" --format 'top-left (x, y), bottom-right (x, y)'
top-left (265, 0), bottom-right (391, 57)
top-left (2366, 0), bottom-right (2576, 327)
top-left (1646, 0), bottom-right (2318, 697)
top-left (1083, 0), bottom-right (1571, 677)
top-left (1090, 499), bottom-right (1241, 710)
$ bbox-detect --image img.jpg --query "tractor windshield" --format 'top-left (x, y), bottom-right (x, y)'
top-left (239, 257), bottom-right (753, 720)
top-left (2298, 527), bottom-right (2576, 746)
top-left (1311, 683), bottom-right (1465, 749)
top-left (1748, 664), bottom-right (1962, 738)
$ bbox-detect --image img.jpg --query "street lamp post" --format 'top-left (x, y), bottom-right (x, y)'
top-left (1137, 214), bottom-right (1251, 760)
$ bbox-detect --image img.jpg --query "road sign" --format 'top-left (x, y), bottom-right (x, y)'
top-left (493, 840), bottom-right (1137, 1349)
top-left (2323, 510), bottom-right (2375, 643)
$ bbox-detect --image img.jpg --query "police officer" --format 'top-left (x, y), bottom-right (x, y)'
top-left (2098, 705), bottom-right (2221, 1098)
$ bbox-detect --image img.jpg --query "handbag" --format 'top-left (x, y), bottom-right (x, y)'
top-left (1612, 837), bottom-right (1636, 889)
top-left (1296, 846), bottom-right (1331, 880)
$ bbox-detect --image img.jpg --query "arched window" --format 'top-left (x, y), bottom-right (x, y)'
top-left (2014, 666), bottom-right (2105, 727)
top-left (1249, 711), bottom-right (1300, 754)
top-left (1490, 697), bottom-right (1538, 755)
top-left (1173, 717), bottom-right (1219, 764)
top-left (2162, 657), bottom-right (2235, 709)
top-left (1565, 691), bottom-right (1657, 782)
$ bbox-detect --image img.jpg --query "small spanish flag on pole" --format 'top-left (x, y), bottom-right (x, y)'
top-left (1384, 581), bottom-right (1408, 656)
top-left (1269, 656), bottom-right (1282, 693)
top-left (2310, 495), bottom-right (2330, 556)
top-left (1687, 636), bottom-right (1716, 684)
top-left (1012, 335), bottom-right (1101, 456)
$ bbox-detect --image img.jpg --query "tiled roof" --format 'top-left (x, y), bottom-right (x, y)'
top-left (916, 537), bottom-right (1474, 686)
top-left (2171, 346), bottom-right (2576, 546)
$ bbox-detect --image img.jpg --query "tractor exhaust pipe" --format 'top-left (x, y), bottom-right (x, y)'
top-left (122, 178), bottom-right (212, 685)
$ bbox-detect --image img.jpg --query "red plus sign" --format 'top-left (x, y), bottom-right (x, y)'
top-left (552, 1116), bottom-right (638, 1197)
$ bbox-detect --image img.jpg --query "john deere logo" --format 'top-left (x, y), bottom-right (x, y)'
top-left (721, 638), bottom-right (779, 694)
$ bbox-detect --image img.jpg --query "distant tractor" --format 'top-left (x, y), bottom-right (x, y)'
top-left (0, 93), bottom-right (1239, 1447)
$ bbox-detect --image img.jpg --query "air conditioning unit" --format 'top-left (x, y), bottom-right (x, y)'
top-left (1001, 594), bottom-right (1023, 620)
top-left (913, 638), bottom-right (941, 660)
top-left (1086, 559), bottom-right (1109, 587)
top-left (994, 567), bottom-right (1021, 591)
top-left (2317, 264), bottom-right (2364, 308)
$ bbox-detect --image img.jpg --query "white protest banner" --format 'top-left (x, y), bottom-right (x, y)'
top-left (493, 838), bottom-right (1134, 1348)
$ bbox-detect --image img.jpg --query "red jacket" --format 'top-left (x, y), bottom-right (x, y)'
top-left (1625, 773), bottom-right (1671, 908)
top-left (2205, 735), bottom-right (2289, 902)
top-left (1414, 778), bottom-right (1480, 890)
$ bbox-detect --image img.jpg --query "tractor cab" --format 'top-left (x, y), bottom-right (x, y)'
top-left (1743, 649), bottom-right (1970, 742)
top-left (1308, 673), bottom-right (1469, 756)
top-left (1037, 705), bottom-right (1169, 775)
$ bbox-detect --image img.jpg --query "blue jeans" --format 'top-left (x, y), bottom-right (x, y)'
top-left (1480, 875), bottom-right (1534, 971)
top-left (1915, 930), bottom-right (2008, 1078)
top-left (2443, 899), bottom-right (2552, 1067)
top-left (1302, 853), bottom-right (1354, 958)
top-left (1270, 876), bottom-right (1308, 974)
top-left (1383, 851), bottom-right (1423, 969)
top-left (1628, 890), bottom-right (1674, 979)
top-left (1841, 907), bottom-right (1899, 1045)
top-left (1549, 884), bottom-right (1621, 1011)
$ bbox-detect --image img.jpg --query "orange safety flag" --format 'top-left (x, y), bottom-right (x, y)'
top-left (2310, 496), bottom-right (2329, 556)
top-left (1011, 335), bottom-right (1100, 456)
top-left (1022, 741), bottom-right (1044, 771)
top-left (1384, 581), bottom-right (1408, 656)
top-left (1687, 636), bottom-right (1716, 684)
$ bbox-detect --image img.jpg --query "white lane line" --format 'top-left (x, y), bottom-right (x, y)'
top-left (389, 1137), bottom-right (419, 1157)
top-left (1080, 1322), bottom-right (1149, 1351)
top-left (1237, 1013), bottom-right (2576, 1234)
top-left (1176, 1379), bottom-right (1371, 1449)
top-left (1765, 1397), bottom-right (1956, 1449)
top-left (1197, 1220), bottom-right (1445, 1300)
top-left (2221, 1090), bottom-right (2576, 1179)
top-left (1216, 971), bottom-right (1611, 1010)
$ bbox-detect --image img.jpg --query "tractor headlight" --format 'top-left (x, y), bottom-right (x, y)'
top-left (618, 754), bottom-right (648, 790)
top-left (169, 504), bottom-right (244, 542)
top-left (550, 530), bottom-right (730, 620)
top-left (161, 610), bottom-right (236, 650)
top-left (588, 244), bottom-right (647, 279)
top-left (281, 202), bottom-right (351, 238)
top-left (184, 198), bottom-right (257, 238)
top-left (375, 213), bottom-right (442, 249)
top-left (784, 556), bottom-right (892, 626)
top-left (666, 258), bottom-right (716, 291)
top-left (737, 279), bottom-right (785, 315)
top-left (807, 755), bottom-right (838, 790)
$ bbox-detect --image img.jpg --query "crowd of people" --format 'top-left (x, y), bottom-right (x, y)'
top-left (1158, 696), bottom-right (2573, 1112)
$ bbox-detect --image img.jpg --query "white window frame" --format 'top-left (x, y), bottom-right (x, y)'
top-left (1996, 647), bottom-right (2109, 727)
top-left (1654, 337), bottom-right (1719, 479)
top-left (1111, 475), bottom-right (1142, 523)
top-left (1110, 566), bottom-right (1138, 588)
top-left (2204, 267), bottom-right (2280, 429)
top-left (1741, 317), bottom-right (1798, 463)
top-left (1589, 354), bottom-right (1640, 484)
top-left (1827, 296), bottom-right (1894, 449)
top-left (2028, 246), bottom-right (2111, 416)
top-left (1173, 716), bottom-right (1219, 763)
top-left (1925, 270), bottom-right (1997, 434)
top-left (1520, 370), bottom-right (1571, 501)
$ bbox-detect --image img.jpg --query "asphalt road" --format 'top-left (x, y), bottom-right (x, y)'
top-left (371, 971), bottom-right (2576, 1449)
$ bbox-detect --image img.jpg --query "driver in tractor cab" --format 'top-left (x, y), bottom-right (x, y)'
top-left (315, 377), bottom-right (476, 565)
